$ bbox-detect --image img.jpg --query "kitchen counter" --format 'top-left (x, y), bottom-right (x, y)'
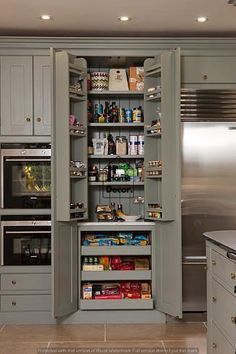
top-left (203, 230), bottom-right (236, 252)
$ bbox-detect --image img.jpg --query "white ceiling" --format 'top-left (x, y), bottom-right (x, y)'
top-left (0, 0), bottom-right (236, 37)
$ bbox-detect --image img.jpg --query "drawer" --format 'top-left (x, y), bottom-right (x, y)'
top-left (212, 279), bottom-right (236, 341)
top-left (1, 294), bottom-right (51, 312)
top-left (0, 273), bottom-right (51, 291)
top-left (182, 56), bottom-right (236, 83)
top-left (211, 322), bottom-right (235, 354)
top-left (211, 249), bottom-right (236, 295)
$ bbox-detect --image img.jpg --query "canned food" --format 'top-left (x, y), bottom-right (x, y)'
top-left (125, 109), bottom-right (133, 123)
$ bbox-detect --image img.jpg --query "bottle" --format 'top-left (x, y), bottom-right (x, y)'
top-left (116, 204), bottom-right (124, 218)
top-left (104, 133), bottom-right (108, 155)
top-left (110, 202), bottom-right (116, 219)
top-left (104, 101), bottom-right (110, 123)
top-left (108, 134), bottom-right (116, 155)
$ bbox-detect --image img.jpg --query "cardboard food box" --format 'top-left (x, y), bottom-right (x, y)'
top-left (109, 69), bottom-right (129, 91)
top-left (129, 67), bottom-right (144, 91)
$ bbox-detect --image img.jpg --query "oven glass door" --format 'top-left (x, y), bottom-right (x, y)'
top-left (3, 226), bottom-right (51, 265)
top-left (3, 157), bottom-right (51, 208)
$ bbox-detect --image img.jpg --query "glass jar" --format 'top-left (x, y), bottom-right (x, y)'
top-left (98, 168), bottom-right (108, 182)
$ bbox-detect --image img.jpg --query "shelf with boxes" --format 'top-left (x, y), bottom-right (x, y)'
top-left (79, 228), bottom-right (153, 310)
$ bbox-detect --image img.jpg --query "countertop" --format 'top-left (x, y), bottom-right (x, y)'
top-left (203, 230), bottom-right (236, 252)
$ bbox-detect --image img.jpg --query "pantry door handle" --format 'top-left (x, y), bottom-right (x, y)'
top-left (227, 252), bottom-right (236, 263)
top-left (231, 316), bottom-right (236, 324)
top-left (11, 280), bottom-right (16, 285)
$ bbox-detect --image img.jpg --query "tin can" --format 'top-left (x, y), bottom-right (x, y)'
top-left (137, 135), bottom-right (144, 155)
top-left (135, 108), bottom-right (142, 123)
top-left (118, 108), bottom-right (126, 123)
top-left (125, 109), bottom-right (133, 123)
top-left (129, 135), bottom-right (138, 155)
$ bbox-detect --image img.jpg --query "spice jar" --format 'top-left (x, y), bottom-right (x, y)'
top-left (98, 168), bottom-right (108, 182)
top-left (88, 165), bottom-right (98, 182)
top-left (115, 136), bottom-right (127, 155)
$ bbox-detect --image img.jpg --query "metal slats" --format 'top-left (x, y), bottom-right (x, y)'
top-left (181, 89), bottom-right (236, 121)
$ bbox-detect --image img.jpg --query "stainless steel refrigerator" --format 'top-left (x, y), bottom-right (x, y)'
top-left (181, 89), bottom-right (236, 312)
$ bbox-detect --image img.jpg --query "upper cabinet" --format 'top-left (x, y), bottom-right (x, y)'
top-left (181, 56), bottom-right (236, 84)
top-left (0, 55), bottom-right (51, 136)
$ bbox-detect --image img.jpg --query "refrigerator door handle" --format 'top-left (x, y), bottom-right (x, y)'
top-left (227, 252), bottom-right (236, 263)
top-left (182, 256), bottom-right (207, 265)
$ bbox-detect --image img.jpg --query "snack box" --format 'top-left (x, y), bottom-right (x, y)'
top-left (83, 264), bottom-right (104, 271)
top-left (82, 283), bottom-right (93, 299)
top-left (129, 67), bottom-right (144, 91)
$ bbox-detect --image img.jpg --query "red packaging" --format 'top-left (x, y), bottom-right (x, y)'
top-left (94, 294), bottom-right (122, 300)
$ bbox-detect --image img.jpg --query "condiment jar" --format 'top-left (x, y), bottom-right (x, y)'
top-left (98, 168), bottom-right (108, 182)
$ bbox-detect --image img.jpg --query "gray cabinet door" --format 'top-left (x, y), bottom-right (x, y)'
top-left (34, 56), bottom-right (51, 136)
top-left (1, 56), bottom-right (33, 135)
top-left (51, 49), bottom-right (83, 318)
top-left (147, 50), bottom-right (182, 318)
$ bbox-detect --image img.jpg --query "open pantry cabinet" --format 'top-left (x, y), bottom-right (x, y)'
top-left (51, 48), bottom-right (182, 321)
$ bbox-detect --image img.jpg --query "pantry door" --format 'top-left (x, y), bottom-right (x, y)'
top-left (51, 49), bottom-right (87, 318)
top-left (144, 49), bottom-right (182, 317)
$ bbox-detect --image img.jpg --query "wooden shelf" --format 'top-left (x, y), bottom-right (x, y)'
top-left (80, 299), bottom-right (153, 310)
top-left (88, 155), bottom-right (144, 159)
top-left (88, 90), bottom-right (144, 97)
top-left (81, 245), bottom-right (151, 256)
top-left (146, 175), bottom-right (162, 179)
top-left (89, 181), bottom-right (144, 186)
top-left (69, 93), bottom-right (86, 102)
top-left (81, 270), bottom-right (151, 281)
top-left (144, 64), bottom-right (161, 77)
top-left (88, 123), bottom-right (144, 127)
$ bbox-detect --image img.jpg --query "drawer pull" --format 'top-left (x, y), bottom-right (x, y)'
top-left (11, 280), bottom-right (16, 285)
top-left (36, 117), bottom-right (41, 122)
top-left (26, 117), bottom-right (31, 122)
top-left (212, 260), bottom-right (216, 266)
top-left (231, 273), bottom-right (236, 280)
top-left (203, 74), bottom-right (208, 80)
top-left (231, 316), bottom-right (236, 324)
top-left (212, 342), bottom-right (217, 349)
top-left (212, 296), bottom-right (217, 303)
top-left (227, 252), bottom-right (236, 263)
top-left (11, 301), bottom-right (16, 306)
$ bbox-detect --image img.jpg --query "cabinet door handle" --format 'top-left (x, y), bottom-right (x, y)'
top-left (212, 296), bottom-right (217, 303)
top-left (227, 252), bottom-right (236, 263)
top-left (11, 280), bottom-right (16, 285)
top-left (231, 316), bottom-right (236, 324)
top-left (212, 260), bottom-right (216, 266)
top-left (212, 342), bottom-right (217, 349)
top-left (36, 117), bottom-right (41, 122)
top-left (203, 74), bottom-right (208, 80)
top-left (26, 117), bottom-right (31, 122)
top-left (231, 273), bottom-right (236, 280)
top-left (11, 301), bottom-right (16, 306)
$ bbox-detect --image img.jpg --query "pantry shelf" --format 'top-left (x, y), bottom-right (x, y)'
top-left (144, 64), bottom-right (161, 78)
top-left (80, 299), bottom-right (154, 310)
top-left (146, 175), bottom-right (162, 179)
top-left (88, 155), bottom-right (144, 159)
top-left (88, 181), bottom-right (144, 186)
top-left (88, 123), bottom-right (144, 128)
top-left (81, 270), bottom-right (152, 281)
top-left (81, 246), bottom-right (152, 256)
top-left (88, 90), bottom-right (144, 97)
top-left (69, 93), bottom-right (86, 102)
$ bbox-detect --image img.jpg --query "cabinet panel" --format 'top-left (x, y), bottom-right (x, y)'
top-left (211, 249), bottom-right (236, 295)
top-left (182, 56), bottom-right (236, 84)
top-left (212, 278), bottom-right (236, 342)
top-left (1, 294), bottom-right (51, 312)
top-left (1, 273), bottom-right (51, 291)
top-left (34, 56), bottom-right (51, 136)
top-left (212, 322), bottom-right (235, 354)
top-left (1, 56), bottom-right (33, 135)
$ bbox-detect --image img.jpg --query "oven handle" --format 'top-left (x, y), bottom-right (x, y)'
top-left (5, 158), bottom-right (51, 162)
top-left (5, 231), bottom-right (51, 235)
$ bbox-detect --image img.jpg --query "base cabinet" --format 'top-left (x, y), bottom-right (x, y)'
top-left (206, 240), bottom-right (236, 354)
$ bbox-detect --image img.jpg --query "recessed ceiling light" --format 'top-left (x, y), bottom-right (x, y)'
top-left (196, 16), bottom-right (208, 23)
top-left (40, 14), bottom-right (52, 20)
top-left (118, 16), bottom-right (131, 22)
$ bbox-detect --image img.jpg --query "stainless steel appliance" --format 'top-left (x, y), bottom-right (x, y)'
top-left (1, 148), bottom-right (51, 209)
top-left (181, 89), bottom-right (236, 312)
top-left (1, 220), bottom-right (51, 265)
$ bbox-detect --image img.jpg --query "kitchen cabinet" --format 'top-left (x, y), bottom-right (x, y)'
top-left (204, 231), bottom-right (236, 354)
top-left (52, 49), bottom-right (182, 321)
top-left (0, 56), bottom-right (51, 136)
top-left (181, 56), bottom-right (236, 84)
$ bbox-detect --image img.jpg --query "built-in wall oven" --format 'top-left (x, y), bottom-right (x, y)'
top-left (1, 220), bottom-right (51, 266)
top-left (1, 148), bottom-right (51, 209)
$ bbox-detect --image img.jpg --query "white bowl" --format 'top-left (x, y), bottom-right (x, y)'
top-left (122, 215), bottom-right (141, 222)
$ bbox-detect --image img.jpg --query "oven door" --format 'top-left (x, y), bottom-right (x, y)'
top-left (2, 150), bottom-right (51, 209)
top-left (1, 222), bottom-right (51, 266)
